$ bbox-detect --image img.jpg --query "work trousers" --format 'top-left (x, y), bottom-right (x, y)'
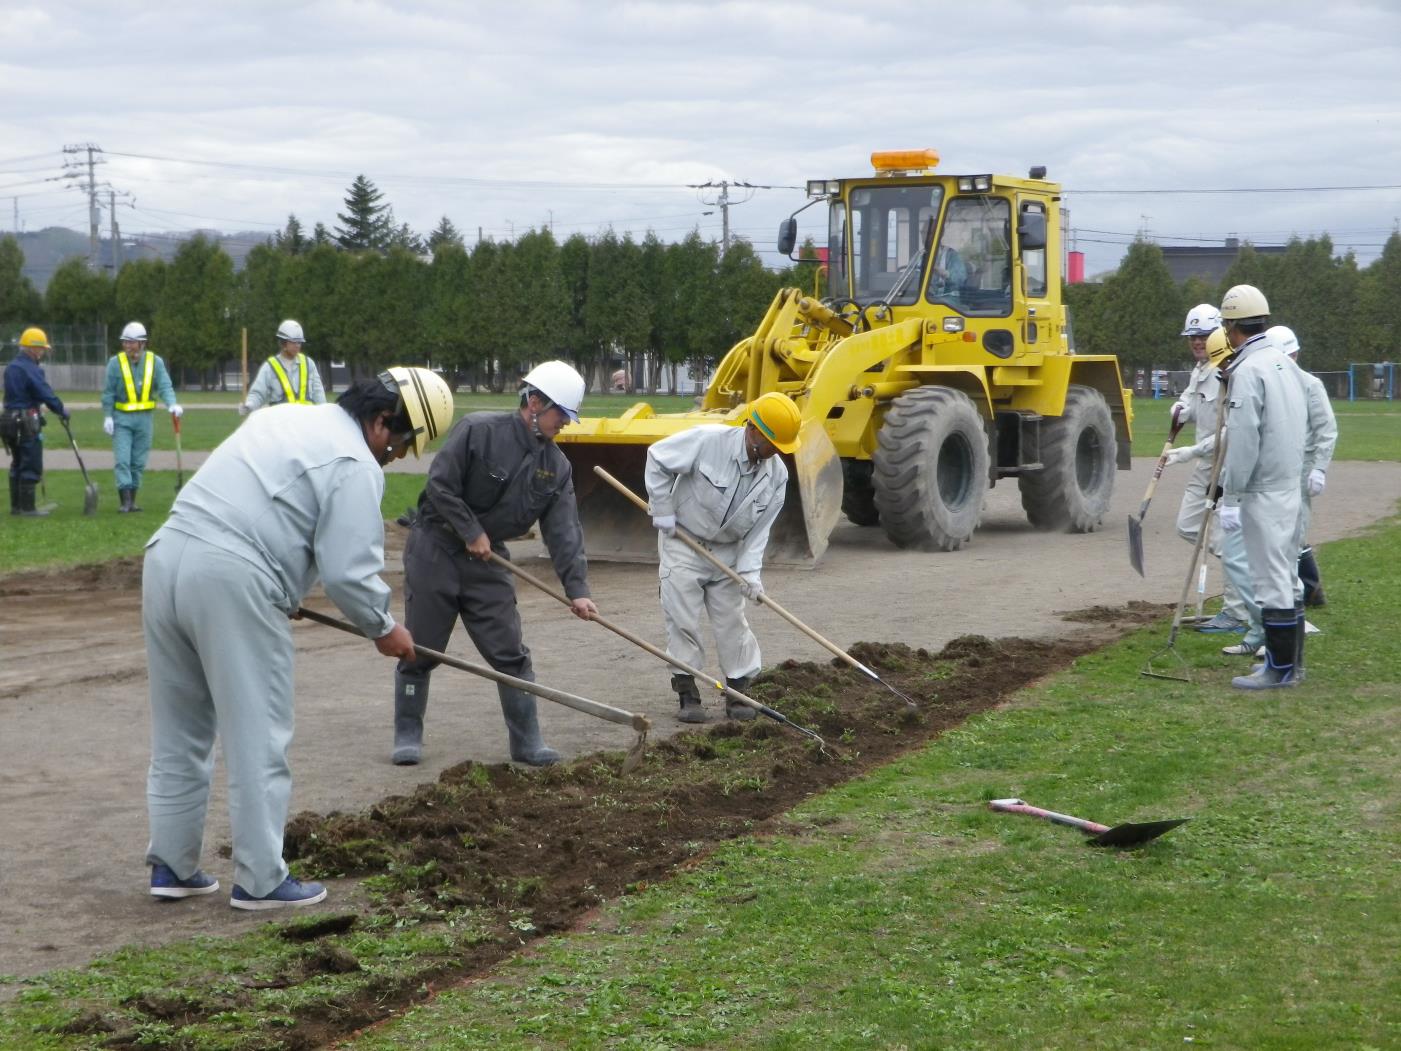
top-left (398, 525), bottom-right (534, 684)
top-left (113, 411), bottom-right (154, 490)
top-left (658, 533), bottom-right (760, 681)
top-left (1176, 465), bottom-right (1247, 621)
top-left (143, 531), bottom-right (295, 898)
top-left (5, 431), bottom-right (43, 485)
top-left (1220, 525), bottom-right (1263, 646)
top-left (1241, 488), bottom-right (1302, 612)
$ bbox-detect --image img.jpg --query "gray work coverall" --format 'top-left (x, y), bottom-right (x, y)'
top-left (1220, 334), bottom-right (1308, 612)
top-left (399, 410), bottom-right (590, 684)
top-left (143, 403), bottom-right (395, 897)
top-left (242, 353), bottom-right (327, 413)
top-left (1293, 368), bottom-right (1338, 555)
top-left (645, 425), bottom-right (787, 681)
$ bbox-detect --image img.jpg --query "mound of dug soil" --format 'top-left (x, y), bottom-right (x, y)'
top-left (50, 634), bottom-right (1094, 1050)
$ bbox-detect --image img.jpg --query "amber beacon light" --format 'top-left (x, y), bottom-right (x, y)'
top-left (870, 149), bottom-right (940, 172)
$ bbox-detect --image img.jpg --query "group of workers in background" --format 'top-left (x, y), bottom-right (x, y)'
top-left (1162, 285), bottom-right (1337, 690)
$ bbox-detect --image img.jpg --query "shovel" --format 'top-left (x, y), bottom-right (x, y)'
top-left (1127, 417), bottom-right (1185, 576)
top-left (172, 411), bottom-right (185, 491)
top-left (989, 798), bottom-right (1189, 848)
top-left (594, 466), bottom-right (919, 709)
top-left (59, 415), bottom-right (98, 515)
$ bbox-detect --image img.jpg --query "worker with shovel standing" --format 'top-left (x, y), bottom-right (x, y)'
top-left (1162, 305), bottom-right (1249, 634)
top-left (101, 321), bottom-right (181, 513)
top-left (645, 392), bottom-right (801, 723)
top-left (2, 326), bottom-right (68, 517)
top-left (391, 361), bottom-right (598, 768)
top-left (142, 367), bottom-right (453, 909)
top-left (1216, 285), bottom-right (1308, 690)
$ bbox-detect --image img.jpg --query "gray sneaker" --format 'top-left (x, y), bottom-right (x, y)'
top-left (1198, 612), bottom-right (1247, 634)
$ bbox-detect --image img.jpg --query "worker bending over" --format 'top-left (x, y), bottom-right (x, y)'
top-left (646, 392), bottom-right (801, 723)
top-left (102, 321), bottom-right (181, 513)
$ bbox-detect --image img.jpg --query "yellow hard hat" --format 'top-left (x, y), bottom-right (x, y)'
top-left (380, 366), bottom-right (455, 456)
top-left (747, 391), bottom-right (802, 454)
top-left (1205, 329), bottom-right (1233, 368)
top-left (19, 327), bottom-right (49, 349)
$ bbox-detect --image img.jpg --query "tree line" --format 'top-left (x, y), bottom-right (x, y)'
top-left (3, 172), bottom-right (1398, 388)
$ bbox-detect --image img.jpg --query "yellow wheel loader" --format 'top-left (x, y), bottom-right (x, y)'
top-left (557, 149), bottom-right (1133, 563)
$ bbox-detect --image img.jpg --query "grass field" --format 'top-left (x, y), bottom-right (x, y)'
top-left (3, 516), bottom-right (1397, 1049)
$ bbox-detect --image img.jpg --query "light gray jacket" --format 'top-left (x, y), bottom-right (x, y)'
top-left (1170, 360), bottom-right (1223, 466)
top-left (645, 424), bottom-right (788, 576)
top-left (1221, 333), bottom-right (1307, 498)
top-left (243, 353), bottom-right (327, 412)
top-left (1295, 367), bottom-right (1337, 478)
top-left (156, 402), bottom-right (394, 638)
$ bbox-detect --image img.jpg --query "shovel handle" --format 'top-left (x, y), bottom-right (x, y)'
top-left (989, 798), bottom-right (1110, 836)
top-left (592, 465), bottom-right (880, 682)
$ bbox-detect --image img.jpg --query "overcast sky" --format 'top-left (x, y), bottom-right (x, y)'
top-left (3, 0), bottom-right (1400, 277)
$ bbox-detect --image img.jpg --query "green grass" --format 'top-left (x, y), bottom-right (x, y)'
top-left (0, 473), bottom-right (428, 575)
top-left (4, 518), bottom-right (1397, 1048)
top-left (52, 392), bottom-right (702, 452)
top-left (340, 518), bottom-right (1401, 1050)
top-left (1130, 396), bottom-right (1400, 461)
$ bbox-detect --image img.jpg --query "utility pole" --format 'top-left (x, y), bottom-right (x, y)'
top-left (690, 179), bottom-right (762, 256)
top-left (63, 143), bottom-right (105, 269)
top-left (108, 189), bottom-right (123, 271)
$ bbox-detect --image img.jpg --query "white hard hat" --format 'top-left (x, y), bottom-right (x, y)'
top-left (380, 367), bottom-right (455, 457)
top-left (521, 361), bottom-right (586, 422)
top-left (1180, 304), bottom-right (1221, 337)
top-left (276, 319), bottom-right (306, 343)
top-left (1266, 325), bottom-right (1299, 358)
top-left (1220, 285), bottom-right (1269, 321)
top-left (120, 321), bottom-right (148, 342)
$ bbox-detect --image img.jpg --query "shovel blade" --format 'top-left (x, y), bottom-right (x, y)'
top-left (83, 484), bottom-right (98, 516)
top-left (1127, 514), bottom-right (1145, 576)
top-left (1092, 817), bottom-right (1188, 847)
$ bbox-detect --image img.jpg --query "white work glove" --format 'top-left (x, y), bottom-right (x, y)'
top-left (651, 513), bottom-right (676, 537)
top-left (1162, 447), bottom-right (1192, 467)
top-left (1219, 505), bottom-right (1242, 532)
top-left (103, 417), bottom-right (115, 437)
top-left (1307, 469), bottom-right (1326, 497)
top-left (739, 573), bottom-right (763, 602)
top-left (170, 404), bottom-right (184, 419)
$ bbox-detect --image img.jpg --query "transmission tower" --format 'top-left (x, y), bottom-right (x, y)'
top-left (63, 143), bottom-right (106, 268)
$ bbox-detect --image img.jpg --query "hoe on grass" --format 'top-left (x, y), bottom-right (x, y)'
top-left (990, 798), bottom-right (1189, 847)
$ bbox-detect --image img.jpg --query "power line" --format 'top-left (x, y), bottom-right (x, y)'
top-left (1066, 183), bottom-right (1401, 196)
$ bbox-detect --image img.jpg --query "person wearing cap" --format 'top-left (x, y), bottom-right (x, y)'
top-left (3, 326), bottom-right (68, 517)
top-left (1215, 286), bottom-right (1308, 690)
top-left (142, 367), bottom-right (452, 910)
top-left (241, 319), bottom-right (325, 415)
top-left (102, 321), bottom-right (181, 513)
top-left (391, 360), bottom-right (598, 767)
top-left (645, 391), bottom-right (802, 723)
top-left (1163, 304), bottom-right (1249, 634)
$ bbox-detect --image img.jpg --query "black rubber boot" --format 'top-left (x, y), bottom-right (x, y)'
top-left (18, 484), bottom-right (48, 517)
top-left (1294, 603), bottom-right (1307, 682)
top-left (391, 671), bottom-right (429, 766)
top-left (1232, 608), bottom-right (1298, 690)
top-left (498, 684), bottom-right (561, 766)
top-left (128, 488), bottom-right (142, 512)
top-left (118, 488), bottom-right (132, 513)
top-left (8, 475), bottom-right (18, 515)
top-left (1297, 547), bottom-right (1326, 607)
top-left (673, 674), bottom-right (706, 723)
top-left (724, 676), bottom-right (757, 721)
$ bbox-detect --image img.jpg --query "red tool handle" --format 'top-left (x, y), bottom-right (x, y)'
top-left (172, 413), bottom-right (181, 435)
top-left (989, 798), bottom-right (1110, 836)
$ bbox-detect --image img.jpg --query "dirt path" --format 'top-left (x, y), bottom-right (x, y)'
top-left (1, 458), bottom-right (1397, 982)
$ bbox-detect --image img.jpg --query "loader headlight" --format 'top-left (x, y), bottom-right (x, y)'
top-left (957, 175), bottom-right (993, 193)
top-left (806, 180), bottom-right (841, 197)
top-left (942, 317), bottom-right (965, 333)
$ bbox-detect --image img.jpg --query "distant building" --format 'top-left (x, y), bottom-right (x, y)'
top-left (1160, 238), bottom-right (1287, 285)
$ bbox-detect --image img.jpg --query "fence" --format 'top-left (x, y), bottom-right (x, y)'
top-left (1348, 362), bottom-right (1397, 400)
top-left (2, 322), bottom-right (109, 391)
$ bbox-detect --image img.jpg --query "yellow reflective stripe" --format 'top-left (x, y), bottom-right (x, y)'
top-left (268, 354), bottom-right (311, 403)
top-left (116, 352), bottom-right (157, 411)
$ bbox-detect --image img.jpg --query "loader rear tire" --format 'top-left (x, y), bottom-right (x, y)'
top-left (872, 386), bottom-right (989, 551)
top-left (841, 459), bottom-right (881, 526)
top-left (1018, 384), bottom-right (1116, 532)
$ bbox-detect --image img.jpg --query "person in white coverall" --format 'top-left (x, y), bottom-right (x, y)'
top-left (1215, 286), bottom-right (1308, 690)
top-left (646, 392), bottom-right (802, 723)
top-left (1164, 304), bottom-right (1248, 633)
top-left (241, 319), bottom-right (326, 414)
top-left (142, 368), bottom-right (453, 909)
top-left (1274, 326), bottom-right (1336, 609)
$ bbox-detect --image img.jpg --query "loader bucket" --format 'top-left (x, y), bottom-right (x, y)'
top-left (560, 417), bottom-right (843, 567)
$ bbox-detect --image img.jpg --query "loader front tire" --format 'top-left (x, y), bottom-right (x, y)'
top-left (841, 459), bottom-right (881, 526)
top-left (1018, 384), bottom-right (1116, 532)
top-left (873, 386), bottom-right (989, 551)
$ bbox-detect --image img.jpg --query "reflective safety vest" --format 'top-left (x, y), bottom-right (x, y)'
top-left (268, 353), bottom-right (311, 404)
top-left (116, 352), bottom-right (156, 412)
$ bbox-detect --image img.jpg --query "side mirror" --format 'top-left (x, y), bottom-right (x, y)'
top-left (1017, 210), bottom-right (1047, 250)
top-left (777, 218), bottom-right (797, 257)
